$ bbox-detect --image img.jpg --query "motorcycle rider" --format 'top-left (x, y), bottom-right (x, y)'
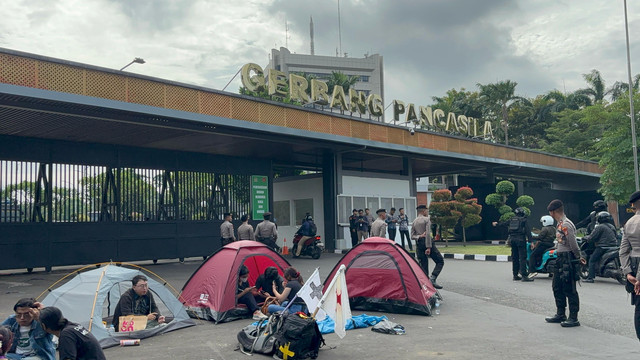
top-left (493, 207), bottom-right (534, 282)
top-left (576, 200), bottom-right (607, 235)
top-left (582, 211), bottom-right (618, 283)
top-left (528, 215), bottom-right (556, 279)
top-left (295, 214), bottom-right (315, 256)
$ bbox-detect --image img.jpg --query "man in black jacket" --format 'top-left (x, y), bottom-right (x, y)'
top-left (575, 200), bottom-right (607, 235)
top-left (112, 275), bottom-right (164, 331)
top-left (493, 208), bottom-right (534, 282)
top-left (583, 211), bottom-right (618, 282)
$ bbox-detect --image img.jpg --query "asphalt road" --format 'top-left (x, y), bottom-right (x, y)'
top-left (0, 254), bottom-right (638, 359)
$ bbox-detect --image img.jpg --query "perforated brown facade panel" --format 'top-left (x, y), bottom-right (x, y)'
top-left (331, 117), bottom-right (350, 136)
top-left (0, 54), bottom-right (37, 88)
top-left (284, 109), bottom-right (308, 130)
top-left (369, 124), bottom-right (388, 142)
top-left (165, 85), bottom-right (199, 113)
top-left (260, 104), bottom-right (286, 127)
top-left (85, 70), bottom-right (126, 102)
top-left (128, 78), bottom-right (165, 108)
top-left (230, 98), bottom-right (259, 123)
top-left (350, 120), bottom-right (369, 139)
top-left (309, 113), bottom-right (329, 133)
top-left (200, 91), bottom-right (231, 118)
top-left (38, 62), bottom-right (84, 94)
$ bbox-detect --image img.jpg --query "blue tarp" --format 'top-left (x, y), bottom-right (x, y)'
top-left (317, 314), bottom-right (388, 334)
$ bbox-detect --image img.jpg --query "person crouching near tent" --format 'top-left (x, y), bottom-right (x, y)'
top-left (1, 298), bottom-right (55, 360)
top-left (267, 267), bottom-right (306, 314)
top-left (38, 307), bottom-right (105, 360)
top-left (236, 266), bottom-right (269, 320)
top-left (255, 266), bottom-right (284, 298)
top-left (112, 275), bottom-right (165, 331)
top-left (0, 326), bottom-right (14, 360)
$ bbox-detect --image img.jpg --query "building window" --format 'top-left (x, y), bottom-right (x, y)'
top-left (274, 200), bottom-right (290, 226)
top-left (359, 75), bottom-right (370, 82)
top-left (294, 198), bottom-right (314, 226)
top-left (337, 195), bottom-right (416, 226)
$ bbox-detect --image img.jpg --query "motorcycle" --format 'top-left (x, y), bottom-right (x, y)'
top-left (526, 238), bottom-right (558, 276)
top-left (577, 237), bottom-right (626, 285)
top-left (291, 234), bottom-right (324, 259)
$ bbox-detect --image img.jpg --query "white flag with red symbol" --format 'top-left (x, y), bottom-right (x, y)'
top-left (320, 264), bottom-right (351, 339)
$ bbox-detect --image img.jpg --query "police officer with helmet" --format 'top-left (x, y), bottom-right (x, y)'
top-left (492, 207), bottom-right (534, 282)
top-left (619, 190), bottom-right (640, 341)
top-left (582, 211), bottom-right (618, 283)
top-left (576, 200), bottom-right (607, 235)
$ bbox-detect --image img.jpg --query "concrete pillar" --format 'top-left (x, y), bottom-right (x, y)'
top-left (322, 152), bottom-right (337, 251)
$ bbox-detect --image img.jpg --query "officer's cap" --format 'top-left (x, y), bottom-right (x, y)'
top-left (416, 204), bottom-right (427, 210)
top-left (376, 209), bottom-right (386, 214)
top-left (546, 199), bottom-right (563, 212)
top-left (223, 212), bottom-right (231, 217)
top-left (629, 190), bottom-right (640, 204)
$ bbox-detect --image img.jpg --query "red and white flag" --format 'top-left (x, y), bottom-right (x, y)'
top-left (320, 264), bottom-right (351, 339)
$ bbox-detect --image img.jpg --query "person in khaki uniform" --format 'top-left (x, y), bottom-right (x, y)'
top-left (237, 214), bottom-right (254, 241)
top-left (620, 190), bottom-right (640, 341)
top-left (411, 205), bottom-right (444, 289)
top-left (370, 209), bottom-right (388, 238)
top-left (255, 212), bottom-right (279, 251)
top-left (220, 212), bottom-right (236, 246)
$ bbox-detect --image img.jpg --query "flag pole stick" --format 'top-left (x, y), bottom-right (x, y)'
top-left (312, 265), bottom-right (345, 318)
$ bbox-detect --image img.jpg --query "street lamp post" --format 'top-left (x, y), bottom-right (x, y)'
top-left (120, 57), bottom-right (146, 71)
top-left (624, 0), bottom-right (639, 191)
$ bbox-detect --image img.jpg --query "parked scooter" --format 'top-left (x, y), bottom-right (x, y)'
top-left (291, 234), bottom-right (324, 259)
top-left (577, 237), bottom-right (625, 285)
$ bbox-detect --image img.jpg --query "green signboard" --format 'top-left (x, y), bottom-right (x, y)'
top-left (251, 175), bottom-right (269, 219)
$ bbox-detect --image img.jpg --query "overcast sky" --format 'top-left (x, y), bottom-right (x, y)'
top-left (1, 0), bottom-right (638, 108)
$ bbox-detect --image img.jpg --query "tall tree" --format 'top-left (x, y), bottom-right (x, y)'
top-left (327, 71), bottom-right (359, 94)
top-left (608, 74), bottom-right (640, 102)
top-left (431, 88), bottom-right (484, 120)
top-left (579, 69), bottom-right (607, 103)
top-left (477, 80), bottom-right (527, 145)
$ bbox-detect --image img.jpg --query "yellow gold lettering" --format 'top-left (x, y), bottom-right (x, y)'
top-left (349, 89), bottom-right (367, 114)
top-left (310, 79), bottom-right (329, 105)
top-left (406, 103), bottom-right (418, 124)
top-left (458, 115), bottom-right (468, 134)
top-left (268, 68), bottom-right (288, 97)
top-left (446, 112), bottom-right (459, 132)
top-left (367, 94), bottom-right (384, 117)
top-left (289, 74), bottom-right (309, 103)
top-left (483, 121), bottom-right (494, 139)
top-left (433, 109), bottom-right (446, 129)
top-left (330, 85), bottom-right (348, 109)
top-left (419, 106), bottom-right (432, 128)
top-left (393, 100), bottom-right (406, 121)
top-left (240, 63), bottom-right (265, 92)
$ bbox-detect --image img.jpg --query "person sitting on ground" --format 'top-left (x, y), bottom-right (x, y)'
top-left (528, 215), bottom-right (556, 278)
top-left (0, 325), bottom-right (14, 360)
top-left (254, 266), bottom-right (284, 298)
top-left (38, 306), bottom-right (106, 360)
top-left (582, 211), bottom-right (618, 283)
top-left (1, 297), bottom-right (55, 360)
top-left (236, 265), bottom-right (268, 320)
top-left (112, 275), bottom-right (165, 331)
top-left (268, 267), bottom-right (307, 314)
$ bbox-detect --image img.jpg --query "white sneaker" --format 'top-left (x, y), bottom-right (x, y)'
top-left (528, 272), bottom-right (538, 279)
top-left (253, 312), bottom-right (268, 320)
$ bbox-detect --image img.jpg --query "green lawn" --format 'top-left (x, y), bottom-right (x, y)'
top-left (436, 244), bottom-right (511, 256)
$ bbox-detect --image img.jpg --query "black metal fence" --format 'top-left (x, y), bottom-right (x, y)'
top-left (0, 160), bottom-right (251, 223)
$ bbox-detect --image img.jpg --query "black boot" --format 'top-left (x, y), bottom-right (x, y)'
top-left (513, 275), bottom-right (522, 281)
top-left (521, 277), bottom-right (534, 282)
top-left (561, 314), bottom-right (580, 327)
top-left (545, 312), bottom-right (566, 323)
top-left (430, 276), bottom-right (443, 289)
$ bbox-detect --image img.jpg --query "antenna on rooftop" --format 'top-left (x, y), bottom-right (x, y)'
top-left (310, 16), bottom-right (315, 55)
top-left (337, 0), bottom-right (342, 57)
top-left (285, 19), bottom-right (290, 49)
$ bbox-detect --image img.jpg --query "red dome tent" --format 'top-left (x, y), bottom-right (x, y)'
top-left (181, 240), bottom-right (290, 323)
top-left (324, 237), bottom-right (438, 316)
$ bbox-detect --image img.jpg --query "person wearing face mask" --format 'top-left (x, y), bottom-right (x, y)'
top-left (236, 265), bottom-right (268, 320)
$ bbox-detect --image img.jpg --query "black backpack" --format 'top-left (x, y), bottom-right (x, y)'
top-left (309, 221), bottom-right (317, 237)
top-left (274, 313), bottom-right (324, 360)
top-left (508, 217), bottom-right (524, 234)
top-left (237, 313), bottom-right (284, 355)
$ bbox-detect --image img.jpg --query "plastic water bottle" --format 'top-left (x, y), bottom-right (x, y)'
top-left (434, 301), bottom-right (440, 315)
top-left (108, 324), bottom-right (115, 334)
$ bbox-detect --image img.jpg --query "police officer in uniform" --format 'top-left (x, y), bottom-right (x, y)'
top-left (619, 190), bottom-right (640, 341)
top-left (237, 214), bottom-right (254, 241)
top-left (545, 199), bottom-right (585, 327)
top-left (576, 200), bottom-right (607, 235)
top-left (348, 209), bottom-right (359, 247)
top-left (411, 205), bottom-right (444, 289)
top-left (370, 209), bottom-right (388, 238)
top-left (220, 212), bottom-right (236, 246)
top-left (255, 212), bottom-right (279, 251)
top-left (492, 207), bottom-right (534, 282)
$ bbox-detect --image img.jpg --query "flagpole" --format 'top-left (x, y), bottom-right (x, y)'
top-left (312, 265), bottom-right (345, 318)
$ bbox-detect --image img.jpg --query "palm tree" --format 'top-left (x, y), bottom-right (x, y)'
top-left (607, 74), bottom-right (640, 101)
top-left (543, 90), bottom-right (592, 111)
top-left (579, 69), bottom-right (606, 103)
top-left (477, 80), bottom-right (527, 145)
top-left (327, 71), bottom-right (359, 94)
